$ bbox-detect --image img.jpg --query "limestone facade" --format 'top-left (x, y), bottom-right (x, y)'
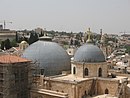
top-left (71, 62), bottom-right (108, 78)
top-left (30, 61), bottom-right (129, 98)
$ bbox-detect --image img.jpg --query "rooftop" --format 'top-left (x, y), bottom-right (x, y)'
top-left (88, 94), bottom-right (117, 98)
top-left (0, 55), bottom-right (31, 64)
top-left (49, 75), bottom-right (128, 84)
top-left (51, 74), bottom-right (93, 83)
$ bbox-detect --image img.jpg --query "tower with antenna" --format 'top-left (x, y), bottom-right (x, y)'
top-left (0, 20), bottom-right (12, 29)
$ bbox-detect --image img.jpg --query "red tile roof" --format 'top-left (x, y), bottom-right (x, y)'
top-left (0, 55), bottom-right (31, 64)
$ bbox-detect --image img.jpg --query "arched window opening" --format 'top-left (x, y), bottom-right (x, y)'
top-left (41, 69), bottom-right (44, 75)
top-left (82, 90), bottom-right (87, 98)
top-left (73, 67), bottom-right (76, 74)
top-left (85, 68), bottom-right (89, 76)
top-left (84, 91), bottom-right (87, 95)
top-left (98, 68), bottom-right (102, 77)
top-left (105, 88), bottom-right (109, 94)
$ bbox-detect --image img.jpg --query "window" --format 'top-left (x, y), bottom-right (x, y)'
top-left (98, 68), bottom-right (102, 77)
top-left (73, 67), bottom-right (76, 74)
top-left (41, 69), bottom-right (44, 75)
top-left (84, 68), bottom-right (88, 76)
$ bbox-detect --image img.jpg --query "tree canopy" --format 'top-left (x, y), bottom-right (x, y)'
top-left (29, 32), bottom-right (38, 45)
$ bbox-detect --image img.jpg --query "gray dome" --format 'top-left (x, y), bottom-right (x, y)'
top-left (74, 43), bottom-right (105, 62)
top-left (22, 40), bottom-right (71, 76)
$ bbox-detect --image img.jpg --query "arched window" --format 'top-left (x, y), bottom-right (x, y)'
top-left (73, 67), bottom-right (76, 74)
top-left (41, 69), bottom-right (44, 75)
top-left (105, 88), bottom-right (109, 94)
top-left (85, 68), bottom-right (88, 76)
top-left (98, 68), bottom-right (102, 77)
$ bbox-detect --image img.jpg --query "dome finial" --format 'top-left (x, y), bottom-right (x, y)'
top-left (39, 28), bottom-right (52, 41)
top-left (43, 28), bottom-right (47, 36)
top-left (86, 28), bottom-right (92, 43)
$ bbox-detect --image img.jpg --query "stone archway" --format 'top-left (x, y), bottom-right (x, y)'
top-left (105, 88), bottom-right (109, 94)
top-left (98, 68), bottom-right (102, 77)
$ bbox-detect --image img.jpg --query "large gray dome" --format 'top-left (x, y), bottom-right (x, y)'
top-left (22, 40), bottom-right (71, 76)
top-left (74, 43), bottom-right (105, 62)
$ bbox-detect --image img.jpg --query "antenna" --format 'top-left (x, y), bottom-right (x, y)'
top-left (0, 20), bottom-right (12, 29)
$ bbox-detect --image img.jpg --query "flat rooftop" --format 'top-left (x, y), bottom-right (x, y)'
top-left (49, 75), bottom-right (128, 83)
top-left (87, 94), bottom-right (117, 98)
top-left (51, 74), bottom-right (93, 83)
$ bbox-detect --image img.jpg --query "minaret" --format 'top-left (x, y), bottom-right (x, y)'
top-left (86, 28), bottom-right (93, 43)
top-left (100, 29), bottom-right (104, 44)
top-left (100, 29), bottom-right (102, 37)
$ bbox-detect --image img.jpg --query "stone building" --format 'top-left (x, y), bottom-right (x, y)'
top-left (0, 55), bottom-right (32, 98)
top-left (29, 29), bottom-right (130, 98)
top-left (0, 29), bottom-right (16, 41)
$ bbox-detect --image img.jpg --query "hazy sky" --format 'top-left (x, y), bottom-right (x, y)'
top-left (0, 0), bottom-right (130, 34)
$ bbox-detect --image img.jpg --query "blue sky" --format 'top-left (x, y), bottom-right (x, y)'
top-left (0, 0), bottom-right (130, 34)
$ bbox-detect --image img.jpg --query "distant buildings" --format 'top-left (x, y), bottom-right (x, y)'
top-left (1, 27), bottom-right (130, 98)
top-left (27, 29), bottom-right (130, 98)
top-left (0, 29), bottom-right (16, 41)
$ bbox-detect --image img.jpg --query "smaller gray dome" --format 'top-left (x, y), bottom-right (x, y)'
top-left (74, 43), bottom-right (105, 62)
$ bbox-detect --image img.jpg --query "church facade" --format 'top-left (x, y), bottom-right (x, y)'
top-left (29, 29), bottom-right (130, 98)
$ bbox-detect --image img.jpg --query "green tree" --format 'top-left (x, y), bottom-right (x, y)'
top-left (1, 41), bottom-right (5, 50)
top-left (16, 32), bottom-right (18, 42)
top-left (125, 45), bottom-right (130, 54)
top-left (74, 40), bottom-right (80, 46)
top-left (11, 39), bottom-right (18, 47)
top-left (29, 32), bottom-right (38, 45)
top-left (70, 39), bottom-right (73, 45)
top-left (4, 39), bottom-right (11, 49)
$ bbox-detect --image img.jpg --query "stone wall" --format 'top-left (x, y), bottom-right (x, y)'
top-left (84, 62), bottom-right (108, 78)
top-left (76, 79), bottom-right (93, 98)
top-left (125, 85), bottom-right (130, 98)
top-left (71, 63), bottom-right (83, 78)
top-left (72, 62), bottom-right (108, 78)
top-left (51, 81), bottom-right (74, 98)
top-left (97, 79), bottom-right (119, 96)
top-left (30, 91), bottom-right (60, 98)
